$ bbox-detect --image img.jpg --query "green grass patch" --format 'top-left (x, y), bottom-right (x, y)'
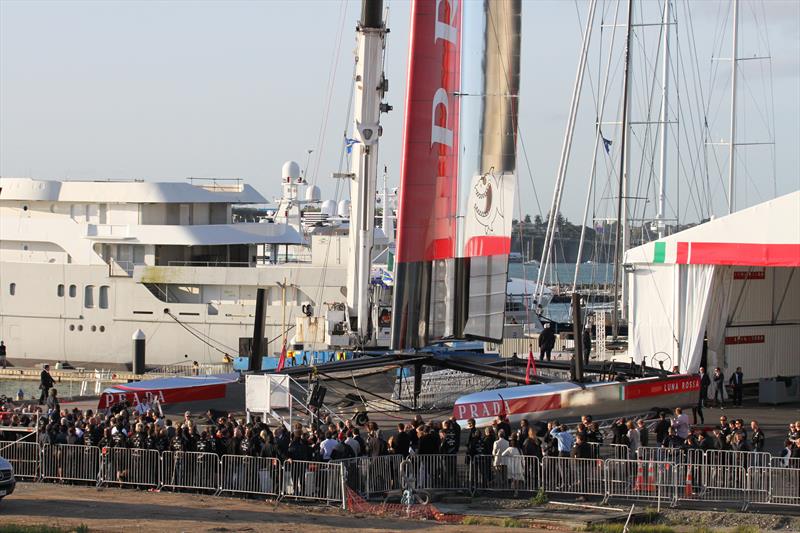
top-left (502, 517), bottom-right (525, 528)
top-left (462, 516), bottom-right (482, 526)
top-left (530, 487), bottom-right (549, 506)
top-left (731, 527), bottom-right (760, 533)
top-left (0, 526), bottom-right (88, 533)
top-left (690, 527), bottom-right (714, 533)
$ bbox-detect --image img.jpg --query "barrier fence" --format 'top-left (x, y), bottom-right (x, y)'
top-left (3, 442), bottom-right (800, 510)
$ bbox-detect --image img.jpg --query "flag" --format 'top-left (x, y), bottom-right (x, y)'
top-left (525, 345), bottom-right (537, 384)
top-left (344, 137), bottom-right (361, 154)
top-left (601, 134), bottom-right (612, 154)
top-left (276, 339), bottom-right (287, 373)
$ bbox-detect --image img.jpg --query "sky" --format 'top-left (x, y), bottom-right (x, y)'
top-left (1, 0), bottom-right (798, 224)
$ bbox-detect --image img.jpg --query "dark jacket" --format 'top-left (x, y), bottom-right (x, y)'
top-left (538, 328), bottom-right (556, 350)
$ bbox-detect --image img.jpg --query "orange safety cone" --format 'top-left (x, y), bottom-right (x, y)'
top-left (646, 462), bottom-right (656, 492)
top-left (684, 466), bottom-right (694, 498)
top-left (634, 461), bottom-right (645, 491)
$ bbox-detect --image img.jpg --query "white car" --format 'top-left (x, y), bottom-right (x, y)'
top-left (0, 455), bottom-right (15, 501)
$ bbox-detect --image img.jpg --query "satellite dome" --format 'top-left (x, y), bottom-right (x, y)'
top-left (281, 161), bottom-right (301, 181)
top-left (321, 200), bottom-right (337, 217)
top-left (305, 185), bottom-right (321, 202)
top-left (337, 200), bottom-right (351, 218)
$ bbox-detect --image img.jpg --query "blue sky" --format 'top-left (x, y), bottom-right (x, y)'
top-left (1, 0), bottom-right (798, 224)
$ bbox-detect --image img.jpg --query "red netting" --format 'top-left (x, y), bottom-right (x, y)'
top-left (345, 488), bottom-right (464, 523)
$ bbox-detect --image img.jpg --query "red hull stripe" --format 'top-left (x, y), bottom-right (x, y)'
top-left (463, 236), bottom-right (511, 257)
top-left (685, 242), bottom-right (800, 267)
top-left (98, 383), bottom-right (227, 409)
top-left (453, 393), bottom-right (560, 420)
top-left (624, 376), bottom-right (700, 401)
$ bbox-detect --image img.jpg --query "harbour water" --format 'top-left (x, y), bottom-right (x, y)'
top-left (507, 262), bottom-right (613, 285)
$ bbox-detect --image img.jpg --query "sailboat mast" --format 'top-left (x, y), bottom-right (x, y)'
top-left (657, 0), bottom-right (671, 239)
top-left (612, 0), bottom-right (633, 340)
top-left (346, 0), bottom-right (389, 341)
top-left (728, 0), bottom-right (739, 214)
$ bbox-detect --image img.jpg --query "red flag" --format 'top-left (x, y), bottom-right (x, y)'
top-left (276, 339), bottom-right (287, 373)
top-left (525, 346), bottom-right (537, 384)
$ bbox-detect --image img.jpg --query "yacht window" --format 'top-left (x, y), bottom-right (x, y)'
top-left (99, 286), bottom-right (109, 309)
top-left (57, 284), bottom-right (65, 297)
top-left (69, 284), bottom-right (77, 298)
top-left (9, 283), bottom-right (16, 296)
top-left (84, 285), bottom-right (95, 308)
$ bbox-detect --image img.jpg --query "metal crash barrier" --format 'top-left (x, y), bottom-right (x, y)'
top-left (605, 459), bottom-right (677, 504)
top-left (220, 455), bottom-right (282, 498)
top-left (281, 459), bottom-right (345, 507)
top-left (102, 447), bottom-right (160, 488)
top-left (3, 440), bottom-right (800, 510)
top-left (542, 456), bottom-right (606, 497)
top-left (470, 454), bottom-right (540, 495)
top-left (160, 451), bottom-right (219, 492)
top-left (401, 454), bottom-right (471, 492)
top-left (336, 454), bottom-right (403, 500)
top-left (41, 444), bottom-right (100, 484)
top-left (1, 441), bottom-right (40, 480)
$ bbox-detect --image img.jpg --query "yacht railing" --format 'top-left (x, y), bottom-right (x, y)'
top-left (166, 260), bottom-right (251, 268)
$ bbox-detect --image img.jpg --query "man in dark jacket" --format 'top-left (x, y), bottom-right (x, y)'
top-left (751, 420), bottom-right (766, 453)
top-left (39, 364), bottom-right (55, 404)
top-left (654, 412), bottom-right (670, 445)
top-left (538, 324), bottom-right (556, 361)
top-left (729, 367), bottom-right (744, 406)
top-left (466, 419), bottom-right (483, 458)
top-left (393, 422), bottom-right (411, 458)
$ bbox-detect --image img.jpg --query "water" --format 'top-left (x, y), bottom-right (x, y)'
top-left (507, 263), bottom-right (615, 322)
top-left (0, 379), bottom-right (104, 401)
top-left (507, 262), bottom-right (614, 286)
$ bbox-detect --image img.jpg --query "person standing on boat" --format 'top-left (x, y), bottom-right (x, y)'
top-left (39, 364), bottom-right (55, 404)
top-left (0, 340), bottom-right (6, 369)
top-left (538, 323), bottom-right (555, 362)
top-left (582, 327), bottom-right (592, 364)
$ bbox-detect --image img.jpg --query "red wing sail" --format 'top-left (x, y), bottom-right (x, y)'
top-left (392, 0), bottom-right (521, 349)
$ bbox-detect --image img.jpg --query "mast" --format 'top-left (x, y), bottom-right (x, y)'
top-left (572, 0), bottom-right (621, 292)
top-left (346, 0), bottom-right (389, 341)
top-left (728, 0), bottom-right (739, 214)
top-left (656, 0), bottom-right (671, 238)
top-left (612, 0), bottom-right (633, 340)
top-left (535, 0), bottom-right (597, 305)
top-left (380, 165), bottom-right (394, 243)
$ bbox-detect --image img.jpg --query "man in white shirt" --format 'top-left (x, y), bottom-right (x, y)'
top-left (320, 431), bottom-right (338, 461)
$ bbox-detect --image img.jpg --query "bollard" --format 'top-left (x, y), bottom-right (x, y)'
top-left (132, 329), bottom-right (146, 375)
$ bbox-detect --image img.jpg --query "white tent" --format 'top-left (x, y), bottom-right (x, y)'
top-left (625, 191), bottom-right (800, 381)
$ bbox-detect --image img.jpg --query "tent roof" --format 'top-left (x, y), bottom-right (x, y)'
top-left (625, 190), bottom-right (800, 267)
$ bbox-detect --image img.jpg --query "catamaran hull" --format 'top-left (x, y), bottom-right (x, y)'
top-left (453, 374), bottom-right (700, 427)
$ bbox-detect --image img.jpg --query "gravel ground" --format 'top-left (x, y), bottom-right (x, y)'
top-left (0, 483), bottom-right (551, 533)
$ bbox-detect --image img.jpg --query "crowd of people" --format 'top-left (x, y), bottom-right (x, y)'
top-left (3, 382), bottom-right (800, 496)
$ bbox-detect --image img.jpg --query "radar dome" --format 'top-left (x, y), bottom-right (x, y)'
top-left (337, 200), bottom-right (351, 219)
top-left (281, 161), bottom-right (301, 181)
top-left (305, 185), bottom-right (321, 202)
top-left (321, 200), bottom-right (337, 217)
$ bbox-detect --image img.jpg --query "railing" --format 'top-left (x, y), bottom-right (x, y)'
top-left (166, 261), bottom-right (251, 268)
top-left (282, 460), bottom-right (344, 507)
top-left (3, 442), bottom-right (800, 511)
top-left (220, 455), bottom-right (282, 497)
